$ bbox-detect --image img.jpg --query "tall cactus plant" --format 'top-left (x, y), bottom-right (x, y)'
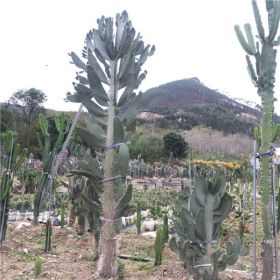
top-left (0, 131), bottom-right (27, 242)
top-left (169, 171), bottom-right (248, 279)
top-left (33, 113), bottom-right (70, 225)
top-left (234, 2), bottom-right (280, 278)
top-left (68, 11), bottom-right (154, 278)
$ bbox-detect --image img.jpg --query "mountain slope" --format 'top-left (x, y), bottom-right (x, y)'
top-left (142, 77), bottom-right (260, 117)
top-left (140, 77), bottom-right (264, 134)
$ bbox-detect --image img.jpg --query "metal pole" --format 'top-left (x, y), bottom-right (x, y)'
top-left (271, 163), bottom-right (279, 280)
top-left (253, 140), bottom-right (257, 280)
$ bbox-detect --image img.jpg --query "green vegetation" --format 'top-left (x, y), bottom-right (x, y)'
top-left (34, 257), bottom-right (42, 277)
top-left (33, 113), bottom-right (70, 225)
top-left (2, 3), bottom-right (280, 280)
top-left (163, 132), bottom-right (188, 159)
top-left (235, 1), bottom-right (280, 278)
top-left (0, 131), bottom-right (27, 242)
top-left (136, 199), bottom-right (142, 235)
top-left (170, 171), bottom-right (248, 279)
top-left (154, 228), bottom-right (164, 266)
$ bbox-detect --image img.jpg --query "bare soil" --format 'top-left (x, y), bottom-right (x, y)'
top-left (1, 220), bottom-right (265, 280)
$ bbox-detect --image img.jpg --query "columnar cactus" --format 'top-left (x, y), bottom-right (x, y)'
top-left (33, 113), bottom-right (70, 225)
top-left (154, 228), bottom-right (164, 266)
top-left (68, 11), bottom-right (154, 278)
top-left (0, 131), bottom-right (27, 242)
top-left (234, 1), bottom-right (280, 278)
top-left (169, 171), bottom-right (248, 279)
top-left (162, 214), bottom-right (169, 243)
top-left (136, 199), bottom-right (141, 234)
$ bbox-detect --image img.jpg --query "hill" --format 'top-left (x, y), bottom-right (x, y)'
top-left (140, 77), bottom-right (264, 134)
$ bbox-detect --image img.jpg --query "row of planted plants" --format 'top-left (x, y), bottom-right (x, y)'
top-left (2, 2), bottom-right (280, 279)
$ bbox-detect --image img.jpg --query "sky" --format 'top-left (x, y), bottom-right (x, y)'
top-left (1, 0), bottom-right (280, 113)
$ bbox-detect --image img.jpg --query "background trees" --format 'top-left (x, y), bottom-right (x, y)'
top-left (163, 132), bottom-right (188, 159)
top-left (7, 88), bottom-right (47, 149)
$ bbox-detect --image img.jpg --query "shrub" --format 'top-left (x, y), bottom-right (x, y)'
top-left (163, 132), bottom-right (188, 158)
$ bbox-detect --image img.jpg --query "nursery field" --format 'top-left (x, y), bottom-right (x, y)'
top-left (2, 1), bottom-right (280, 280)
top-left (1, 211), bottom-right (264, 280)
top-left (1, 177), bottom-right (267, 280)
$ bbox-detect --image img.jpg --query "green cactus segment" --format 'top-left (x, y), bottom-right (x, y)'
top-left (154, 228), bottom-right (165, 266)
top-left (246, 55), bottom-right (258, 87)
top-left (267, 1), bottom-right (280, 42)
top-left (67, 146), bottom-right (102, 251)
top-left (44, 219), bottom-right (52, 252)
top-left (136, 199), bottom-right (141, 235)
top-left (244, 23), bottom-right (256, 53)
top-left (162, 214), bottom-right (169, 243)
top-left (252, 1), bottom-right (265, 40)
top-left (170, 172), bottom-right (248, 278)
top-left (33, 113), bottom-right (71, 225)
top-left (116, 184), bottom-right (133, 217)
top-left (0, 131), bottom-right (27, 242)
top-left (234, 25), bottom-right (256, 55)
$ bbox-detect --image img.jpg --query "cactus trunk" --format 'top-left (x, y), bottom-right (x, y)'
top-left (260, 91), bottom-right (274, 280)
top-left (97, 61), bottom-right (118, 277)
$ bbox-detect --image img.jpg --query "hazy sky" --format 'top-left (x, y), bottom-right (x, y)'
top-left (1, 0), bottom-right (280, 113)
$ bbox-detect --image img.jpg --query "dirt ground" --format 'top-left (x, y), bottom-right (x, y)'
top-left (0, 221), bottom-right (264, 280)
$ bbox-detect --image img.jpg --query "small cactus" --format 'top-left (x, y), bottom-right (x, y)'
top-left (162, 214), bottom-right (169, 243)
top-left (45, 219), bottom-right (52, 252)
top-left (154, 228), bottom-right (164, 266)
top-left (34, 257), bottom-right (42, 277)
top-left (136, 199), bottom-right (142, 235)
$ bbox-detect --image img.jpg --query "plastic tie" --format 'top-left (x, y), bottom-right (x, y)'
top-left (106, 143), bottom-right (125, 149)
top-left (100, 216), bottom-right (122, 223)
top-left (203, 240), bottom-right (217, 245)
top-left (102, 236), bottom-right (118, 240)
top-left (100, 175), bottom-right (124, 183)
top-left (5, 169), bottom-right (11, 175)
top-left (194, 264), bottom-right (212, 268)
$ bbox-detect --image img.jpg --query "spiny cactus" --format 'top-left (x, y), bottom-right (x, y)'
top-left (154, 228), bottom-right (165, 266)
top-left (34, 257), bottom-right (42, 277)
top-left (169, 171), bottom-right (248, 279)
top-left (0, 131), bottom-right (27, 242)
top-left (68, 10), bottom-right (154, 278)
top-left (162, 214), bottom-right (169, 243)
top-left (44, 219), bottom-right (52, 252)
top-left (234, 1), bottom-right (280, 278)
top-left (33, 113), bottom-right (71, 225)
top-left (136, 199), bottom-right (141, 235)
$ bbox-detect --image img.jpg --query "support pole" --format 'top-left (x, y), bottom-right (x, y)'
top-left (271, 163), bottom-right (279, 280)
top-left (253, 140), bottom-right (257, 280)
